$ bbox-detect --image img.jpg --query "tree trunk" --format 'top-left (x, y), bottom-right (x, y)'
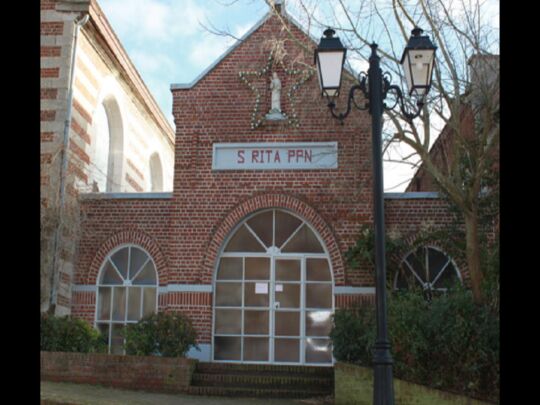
top-left (464, 209), bottom-right (484, 303)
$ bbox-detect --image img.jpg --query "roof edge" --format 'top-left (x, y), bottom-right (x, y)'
top-left (384, 192), bottom-right (441, 199)
top-left (171, 12), bottom-right (271, 91)
top-left (88, 0), bottom-right (175, 143)
top-left (170, 8), bottom-right (359, 91)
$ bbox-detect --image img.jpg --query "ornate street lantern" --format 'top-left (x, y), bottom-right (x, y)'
top-left (314, 28), bottom-right (346, 98)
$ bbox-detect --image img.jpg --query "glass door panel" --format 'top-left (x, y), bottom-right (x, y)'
top-left (213, 210), bottom-right (334, 364)
top-left (274, 338), bottom-right (300, 362)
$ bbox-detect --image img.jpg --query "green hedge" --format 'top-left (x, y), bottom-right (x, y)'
top-left (40, 313), bottom-right (106, 353)
top-left (331, 288), bottom-right (499, 403)
top-left (124, 312), bottom-right (198, 357)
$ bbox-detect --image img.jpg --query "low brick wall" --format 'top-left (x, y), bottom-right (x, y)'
top-left (40, 352), bottom-right (197, 394)
top-left (335, 363), bottom-right (495, 405)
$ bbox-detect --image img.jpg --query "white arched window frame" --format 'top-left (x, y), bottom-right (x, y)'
top-left (101, 96), bottom-right (124, 192)
top-left (94, 244), bottom-right (159, 354)
top-left (149, 152), bottom-right (163, 192)
top-left (394, 245), bottom-right (462, 297)
top-left (89, 102), bottom-right (110, 192)
top-left (212, 208), bottom-right (334, 365)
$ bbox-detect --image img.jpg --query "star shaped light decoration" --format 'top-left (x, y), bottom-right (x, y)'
top-left (238, 40), bottom-right (314, 129)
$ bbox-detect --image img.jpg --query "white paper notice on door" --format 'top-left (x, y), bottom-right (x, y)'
top-left (275, 284), bottom-right (283, 292)
top-left (255, 283), bottom-right (268, 294)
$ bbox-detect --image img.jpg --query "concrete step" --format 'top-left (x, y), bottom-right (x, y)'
top-left (195, 362), bottom-right (334, 377)
top-left (189, 362), bottom-right (334, 398)
top-left (186, 385), bottom-right (332, 399)
top-left (191, 372), bottom-right (333, 390)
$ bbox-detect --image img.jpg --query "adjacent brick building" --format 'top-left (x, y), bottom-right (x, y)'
top-left (64, 3), bottom-right (466, 364)
top-left (40, 0), bottom-right (175, 315)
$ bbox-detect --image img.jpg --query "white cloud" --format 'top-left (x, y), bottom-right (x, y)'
top-left (101, 0), bottom-right (207, 44)
top-left (187, 20), bottom-right (256, 71)
top-left (187, 32), bottom-right (231, 69)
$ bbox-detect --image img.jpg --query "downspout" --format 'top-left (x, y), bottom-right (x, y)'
top-left (49, 13), bottom-right (90, 312)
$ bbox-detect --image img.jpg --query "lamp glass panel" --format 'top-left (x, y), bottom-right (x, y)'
top-left (404, 50), bottom-right (434, 96)
top-left (323, 88), bottom-right (338, 97)
top-left (317, 51), bottom-right (344, 90)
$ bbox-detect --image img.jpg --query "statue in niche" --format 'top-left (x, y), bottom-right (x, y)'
top-left (270, 72), bottom-right (281, 112)
top-left (266, 71), bottom-right (286, 120)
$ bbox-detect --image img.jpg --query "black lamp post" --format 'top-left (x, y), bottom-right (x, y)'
top-left (315, 28), bottom-right (436, 405)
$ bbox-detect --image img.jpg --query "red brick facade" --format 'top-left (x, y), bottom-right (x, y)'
top-left (71, 10), bottom-right (460, 356)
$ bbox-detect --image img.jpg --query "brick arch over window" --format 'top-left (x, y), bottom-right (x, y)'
top-left (86, 230), bottom-right (168, 285)
top-left (201, 194), bottom-right (346, 285)
top-left (393, 232), bottom-right (468, 285)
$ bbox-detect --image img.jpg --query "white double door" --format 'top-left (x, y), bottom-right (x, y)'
top-left (213, 254), bottom-right (333, 364)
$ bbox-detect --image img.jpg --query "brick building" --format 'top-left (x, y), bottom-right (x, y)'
top-left (41, 0), bottom-right (175, 314)
top-left (407, 55), bottom-right (499, 193)
top-left (64, 2), bottom-right (466, 364)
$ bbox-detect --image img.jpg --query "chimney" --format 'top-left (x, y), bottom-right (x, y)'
top-left (273, 0), bottom-right (285, 15)
top-left (467, 54), bottom-right (499, 105)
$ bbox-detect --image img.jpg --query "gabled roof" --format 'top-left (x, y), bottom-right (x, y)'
top-left (170, 7), bottom-right (358, 91)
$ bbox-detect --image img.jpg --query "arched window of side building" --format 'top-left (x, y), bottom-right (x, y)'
top-left (394, 246), bottom-right (462, 301)
top-left (89, 96), bottom-right (124, 192)
top-left (89, 103), bottom-right (110, 192)
top-left (149, 152), bottom-right (163, 191)
top-left (95, 245), bottom-right (158, 354)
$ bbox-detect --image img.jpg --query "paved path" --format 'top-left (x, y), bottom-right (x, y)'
top-left (41, 382), bottom-right (333, 405)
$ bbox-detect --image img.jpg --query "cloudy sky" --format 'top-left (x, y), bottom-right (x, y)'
top-left (99, 0), bottom-right (499, 191)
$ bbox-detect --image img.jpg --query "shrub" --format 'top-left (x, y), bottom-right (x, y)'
top-left (331, 288), bottom-right (499, 403)
top-left (331, 304), bottom-right (375, 365)
top-left (40, 313), bottom-right (106, 353)
top-left (124, 312), bottom-right (198, 357)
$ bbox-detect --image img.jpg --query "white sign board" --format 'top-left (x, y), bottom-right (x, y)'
top-left (212, 142), bottom-right (338, 170)
top-left (255, 283), bottom-right (268, 294)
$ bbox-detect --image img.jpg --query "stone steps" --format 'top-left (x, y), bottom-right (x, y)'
top-left (188, 362), bottom-right (334, 399)
top-left (192, 372), bottom-right (333, 389)
top-left (186, 385), bottom-right (332, 398)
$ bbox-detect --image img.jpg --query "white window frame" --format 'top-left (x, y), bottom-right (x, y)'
top-left (212, 209), bottom-right (334, 366)
top-left (393, 245), bottom-right (462, 293)
top-left (94, 244), bottom-right (159, 354)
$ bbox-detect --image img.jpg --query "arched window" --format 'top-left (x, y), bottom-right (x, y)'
top-left (213, 209), bottom-right (334, 365)
top-left (394, 246), bottom-right (462, 300)
top-left (89, 103), bottom-right (110, 192)
top-left (89, 96), bottom-right (124, 192)
top-left (149, 152), bottom-right (163, 191)
top-left (95, 245), bottom-right (158, 354)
